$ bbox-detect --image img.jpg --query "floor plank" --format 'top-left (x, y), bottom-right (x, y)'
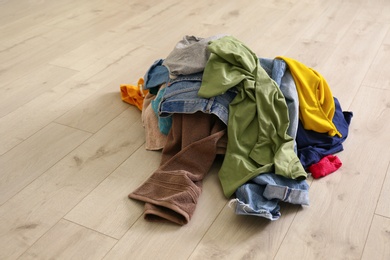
top-left (103, 161), bottom-right (228, 259)
top-left (248, 1), bottom-right (330, 58)
top-left (318, 21), bottom-right (389, 107)
top-left (0, 123), bottom-right (91, 205)
top-left (64, 145), bottom-right (162, 239)
top-left (0, 42), bottom-right (149, 155)
top-left (52, 43), bottom-right (156, 133)
top-left (0, 109), bottom-right (143, 259)
top-left (188, 202), bottom-right (304, 259)
top-left (376, 162), bottom-right (390, 218)
top-left (1, 0), bottom-right (390, 259)
top-left (19, 219), bottom-right (117, 260)
top-left (301, 2), bottom-right (359, 44)
top-left (0, 64), bottom-right (77, 117)
top-left (361, 215), bottom-right (390, 260)
top-left (0, 2), bottom-right (132, 86)
top-left (274, 86), bottom-right (390, 259)
top-left (362, 44), bottom-right (390, 90)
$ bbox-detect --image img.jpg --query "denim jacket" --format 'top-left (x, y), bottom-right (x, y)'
top-left (159, 72), bottom-right (237, 125)
top-left (142, 59), bottom-right (236, 127)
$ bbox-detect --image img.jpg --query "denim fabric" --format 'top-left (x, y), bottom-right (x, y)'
top-left (233, 173), bottom-right (309, 220)
top-left (159, 72), bottom-right (237, 126)
top-left (143, 60), bottom-right (236, 134)
top-left (144, 58), bottom-right (298, 138)
top-left (143, 59), bottom-right (170, 94)
top-left (259, 58), bottom-right (299, 143)
top-left (297, 97), bottom-right (353, 168)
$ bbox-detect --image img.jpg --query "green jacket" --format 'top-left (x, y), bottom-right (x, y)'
top-left (198, 36), bottom-right (307, 198)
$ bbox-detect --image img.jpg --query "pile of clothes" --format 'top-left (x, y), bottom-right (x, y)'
top-left (120, 35), bottom-right (353, 225)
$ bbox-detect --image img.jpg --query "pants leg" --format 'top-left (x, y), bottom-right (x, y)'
top-left (129, 112), bottom-right (226, 225)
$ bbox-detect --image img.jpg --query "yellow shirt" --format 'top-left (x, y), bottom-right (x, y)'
top-left (276, 56), bottom-right (341, 137)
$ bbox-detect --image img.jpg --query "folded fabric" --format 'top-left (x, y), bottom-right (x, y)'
top-left (276, 56), bottom-right (341, 137)
top-left (120, 78), bottom-right (148, 111)
top-left (309, 154), bottom-right (342, 179)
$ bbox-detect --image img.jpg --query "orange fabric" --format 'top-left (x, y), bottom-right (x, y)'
top-left (120, 78), bottom-right (148, 111)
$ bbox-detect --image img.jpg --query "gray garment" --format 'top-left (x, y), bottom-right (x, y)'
top-left (162, 34), bottom-right (227, 77)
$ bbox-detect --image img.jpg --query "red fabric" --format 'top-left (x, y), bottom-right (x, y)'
top-left (309, 155), bottom-right (342, 179)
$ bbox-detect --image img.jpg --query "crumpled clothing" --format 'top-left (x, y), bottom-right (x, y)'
top-left (277, 56), bottom-right (341, 137)
top-left (232, 57), bottom-right (306, 220)
top-left (162, 34), bottom-right (227, 77)
top-left (143, 59), bottom-right (169, 94)
top-left (259, 57), bottom-right (300, 152)
top-left (151, 86), bottom-right (172, 135)
top-left (297, 97), bottom-right (353, 168)
top-left (199, 36), bottom-right (307, 198)
top-left (120, 78), bottom-right (148, 111)
top-left (129, 112), bottom-right (226, 225)
top-left (308, 154), bottom-right (342, 179)
top-left (232, 172), bottom-right (309, 220)
top-left (141, 91), bottom-right (168, 150)
top-left (159, 72), bottom-right (236, 127)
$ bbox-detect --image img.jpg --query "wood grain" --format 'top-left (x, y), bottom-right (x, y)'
top-left (0, 0), bottom-right (389, 259)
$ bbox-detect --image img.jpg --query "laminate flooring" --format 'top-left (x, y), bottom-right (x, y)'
top-left (1, 0), bottom-right (390, 259)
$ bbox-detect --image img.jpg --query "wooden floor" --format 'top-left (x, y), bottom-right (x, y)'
top-left (1, 0), bottom-right (390, 259)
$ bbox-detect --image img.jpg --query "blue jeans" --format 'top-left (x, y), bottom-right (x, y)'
top-left (142, 60), bottom-right (237, 134)
top-left (159, 72), bottom-right (237, 126)
top-left (233, 173), bottom-right (309, 220)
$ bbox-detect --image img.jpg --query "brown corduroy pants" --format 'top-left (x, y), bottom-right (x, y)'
top-left (129, 112), bottom-right (226, 225)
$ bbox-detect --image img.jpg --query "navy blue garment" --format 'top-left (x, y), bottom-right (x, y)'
top-left (296, 97), bottom-right (353, 169)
